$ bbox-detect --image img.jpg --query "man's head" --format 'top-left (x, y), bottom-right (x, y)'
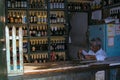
top-left (90, 38), bottom-right (102, 52)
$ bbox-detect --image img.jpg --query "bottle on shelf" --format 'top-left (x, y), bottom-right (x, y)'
top-left (33, 12), bottom-right (37, 23)
top-left (30, 12), bottom-right (34, 23)
top-left (10, 11), bottom-right (14, 23)
top-left (23, 26), bottom-right (27, 37)
top-left (30, 40), bottom-right (36, 52)
top-left (7, 0), bottom-right (11, 8)
top-left (23, 41), bottom-right (28, 53)
top-left (7, 12), bottom-right (10, 23)
top-left (22, 11), bottom-right (27, 24)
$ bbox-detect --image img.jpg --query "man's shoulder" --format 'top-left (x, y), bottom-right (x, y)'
top-left (97, 48), bottom-right (106, 54)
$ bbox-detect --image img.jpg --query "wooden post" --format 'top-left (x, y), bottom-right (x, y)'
top-left (5, 26), bottom-right (23, 76)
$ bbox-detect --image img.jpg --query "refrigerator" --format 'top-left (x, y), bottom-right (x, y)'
top-left (89, 24), bottom-right (120, 57)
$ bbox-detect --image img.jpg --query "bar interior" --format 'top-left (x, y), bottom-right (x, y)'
top-left (0, 0), bottom-right (120, 80)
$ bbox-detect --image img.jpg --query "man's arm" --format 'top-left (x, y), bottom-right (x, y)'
top-left (85, 55), bottom-right (96, 60)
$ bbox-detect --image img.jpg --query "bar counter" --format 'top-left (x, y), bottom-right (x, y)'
top-left (8, 57), bottom-right (120, 80)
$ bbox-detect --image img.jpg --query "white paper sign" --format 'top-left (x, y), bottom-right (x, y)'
top-left (108, 37), bottom-right (114, 46)
top-left (115, 24), bottom-right (120, 35)
top-left (107, 24), bottom-right (115, 36)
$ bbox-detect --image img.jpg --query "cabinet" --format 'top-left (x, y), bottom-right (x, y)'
top-left (90, 0), bottom-right (120, 25)
top-left (6, 0), bottom-right (68, 63)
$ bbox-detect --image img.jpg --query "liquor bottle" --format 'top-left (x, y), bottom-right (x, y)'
top-left (30, 12), bottom-right (34, 23)
top-left (50, 14), bottom-right (53, 23)
top-left (44, 25), bottom-right (47, 36)
top-left (37, 12), bottom-right (40, 24)
top-left (8, 0), bottom-right (11, 8)
top-left (23, 0), bottom-right (27, 8)
top-left (38, 40), bottom-right (42, 51)
top-left (17, 12), bottom-right (21, 23)
top-left (41, 12), bottom-right (44, 24)
top-left (53, 13), bottom-right (57, 23)
top-left (60, 13), bottom-right (64, 23)
top-left (31, 40), bottom-right (36, 52)
top-left (33, 26), bottom-right (37, 37)
top-left (23, 26), bottom-right (27, 37)
top-left (32, 0), bottom-right (36, 8)
top-left (43, 12), bottom-right (47, 24)
top-left (42, 26), bottom-right (45, 36)
top-left (61, 0), bottom-right (64, 9)
top-left (22, 12), bottom-right (27, 24)
top-left (23, 41), bottom-right (28, 53)
top-left (14, 11), bottom-right (17, 23)
top-left (35, 40), bottom-right (39, 51)
top-left (40, 0), bottom-right (43, 8)
top-left (57, 12), bottom-right (60, 23)
top-left (17, 0), bottom-right (20, 8)
top-left (10, 12), bottom-right (14, 23)
top-left (36, 26), bottom-right (40, 37)
top-left (29, 26), bottom-right (33, 36)
top-left (7, 12), bottom-right (10, 23)
top-left (11, 0), bottom-right (15, 8)
top-left (33, 12), bottom-right (37, 23)
top-left (56, 0), bottom-right (59, 9)
top-left (50, 0), bottom-right (54, 9)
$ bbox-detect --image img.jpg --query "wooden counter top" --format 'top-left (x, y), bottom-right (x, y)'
top-left (8, 57), bottom-right (120, 80)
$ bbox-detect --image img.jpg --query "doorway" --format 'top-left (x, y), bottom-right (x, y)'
top-left (68, 12), bottom-right (88, 59)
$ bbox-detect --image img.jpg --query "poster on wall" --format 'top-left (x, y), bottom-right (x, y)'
top-left (115, 24), bottom-right (120, 35)
top-left (107, 24), bottom-right (115, 46)
top-left (108, 36), bottom-right (114, 46)
top-left (107, 24), bottom-right (115, 37)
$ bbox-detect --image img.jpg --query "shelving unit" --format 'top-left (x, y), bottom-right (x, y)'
top-left (6, 0), bottom-right (68, 63)
top-left (90, 0), bottom-right (120, 25)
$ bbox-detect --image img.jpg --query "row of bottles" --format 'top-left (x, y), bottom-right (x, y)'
top-left (114, 0), bottom-right (120, 3)
top-left (90, 0), bottom-right (102, 10)
top-left (8, 11), bottom-right (27, 24)
top-left (30, 40), bottom-right (48, 52)
top-left (50, 0), bottom-right (65, 9)
top-left (67, 2), bottom-right (90, 11)
top-left (29, 0), bottom-right (47, 9)
top-left (50, 26), bottom-right (66, 36)
top-left (23, 25), bottom-right (66, 37)
top-left (7, 0), bottom-right (67, 63)
top-left (50, 12), bottom-right (65, 24)
top-left (50, 52), bottom-right (65, 61)
top-left (29, 11), bottom-right (47, 24)
top-left (7, 0), bottom-right (27, 8)
top-left (103, 0), bottom-right (120, 6)
top-left (50, 39), bottom-right (66, 51)
top-left (24, 53), bottom-right (48, 63)
top-left (29, 26), bottom-right (48, 37)
top-left (110, 7), bottom-right (120, 19)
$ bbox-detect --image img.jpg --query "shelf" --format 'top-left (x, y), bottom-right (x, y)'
top-left (29, 23), bottom-right (48, 26)
top-left (30, 51), bottom-right (48, 54)
top-left (50, 22), bottom-right (65, 25)
top-left (103, 3), bottom-right (120, 9)
top-left (29, 37), bottom-right (48, 39)
top-left (50, 9), bottom-right (65, 11)
top-left (68, 0), bottom-right (93, 3)
top-left (8, 8), bottom-right (27, 10)
top-left (29, 8), bottom-right (47, 11)
top-left (6, 0), bottom-right (68, 63)
top-left (91, 8), bottom-right (102, 12)
top-left (7, 23), bottom-right (27, 26)
top-left (50, 50), bottom-right (66, 52)
top-left (50, 36), bottom-right (66, 40)
top-left (68, 10), bottom-right (89, 12)
top-left (50, 35), bottom-right (67, 38)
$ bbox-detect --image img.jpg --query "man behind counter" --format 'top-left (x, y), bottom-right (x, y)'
top-left (78, 38), bottom-right (107, 61)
